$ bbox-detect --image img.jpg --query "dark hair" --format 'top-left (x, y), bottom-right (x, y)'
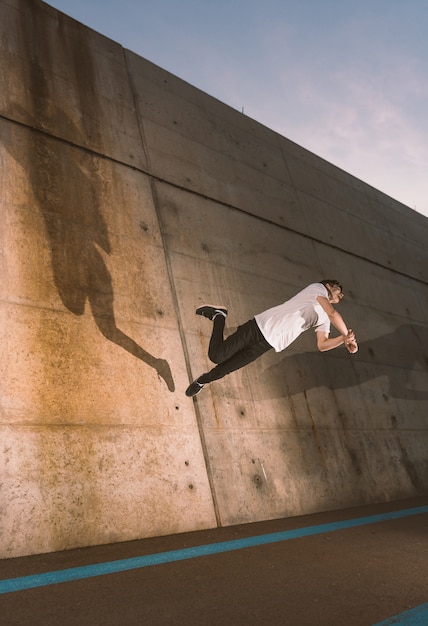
top-left (320, 279), bottom-right (343, 291)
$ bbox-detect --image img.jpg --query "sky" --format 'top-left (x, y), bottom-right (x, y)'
top-left (45, 0), bottom-right (428, 219)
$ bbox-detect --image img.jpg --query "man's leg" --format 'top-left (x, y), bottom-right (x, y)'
top-left (199, 336), bottom-right (272, 383)
top-left (208, 317), bottom-right (266, 364)
top-left (195, 305), bottom-right (259, 365)
top-left (185, 316), bottom-right (272, 396)
top-left (207, 314), bottom-right (227, 363)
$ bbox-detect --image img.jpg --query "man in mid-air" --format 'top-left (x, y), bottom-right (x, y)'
top-left (185, 280), bottom-right (358, 397)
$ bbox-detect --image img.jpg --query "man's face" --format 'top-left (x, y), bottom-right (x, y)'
top-left (327, 283), bottom-right (344, 304)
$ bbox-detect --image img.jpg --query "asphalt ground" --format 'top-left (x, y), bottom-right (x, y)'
top-left (1, 496), bottom-right (427, 626)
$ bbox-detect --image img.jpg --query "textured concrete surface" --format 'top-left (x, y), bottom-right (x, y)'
top-left (0, 0), bottom-right (427, 558)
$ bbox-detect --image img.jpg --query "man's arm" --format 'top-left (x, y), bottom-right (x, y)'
top-left (316, 330), bottom-right (357, 352)
top-left (316, 296), bottom-right (358, 353)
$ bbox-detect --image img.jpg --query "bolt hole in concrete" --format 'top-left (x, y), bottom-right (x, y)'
top-left (253, 474), bottom-right (263, 488)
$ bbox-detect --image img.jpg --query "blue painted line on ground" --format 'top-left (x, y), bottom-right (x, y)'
top-left (373, 602), bottom-right (428, 625)
top-left (1, 505), bottom-right (428, 595)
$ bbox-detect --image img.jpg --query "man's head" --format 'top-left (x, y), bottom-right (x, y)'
top-left (320, 279), bottom-right (344, 304)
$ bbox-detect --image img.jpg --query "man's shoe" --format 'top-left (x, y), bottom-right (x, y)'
top-left (185, 380), bottom-right (205, 397)
top-left (195, 305), bottom-right (228, 321)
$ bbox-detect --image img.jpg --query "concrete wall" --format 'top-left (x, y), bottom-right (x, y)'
top-left (1, 0), bottom-right (427, 557)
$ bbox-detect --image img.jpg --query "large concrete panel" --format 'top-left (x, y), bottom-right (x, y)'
top-left (125, 51), bottom-right (307, 234)
top-left (1, 0), bottom-right (427, 556)
top-left (0, 0), bottom-right (145, 168)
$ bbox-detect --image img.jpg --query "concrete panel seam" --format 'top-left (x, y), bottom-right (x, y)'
top-left (2, 111), bottom-right (426, 288)
top-left (122, 50), bottom-right (223, 526)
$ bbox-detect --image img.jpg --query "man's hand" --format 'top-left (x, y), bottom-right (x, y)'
top-left (344, 329), bottom-right (358, 353)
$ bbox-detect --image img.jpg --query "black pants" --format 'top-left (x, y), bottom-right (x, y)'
top-left (198, 317), bottom-right (272, 384)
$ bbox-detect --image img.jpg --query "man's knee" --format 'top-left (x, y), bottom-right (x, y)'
top-left (208, 347), bottom-right (221, 364)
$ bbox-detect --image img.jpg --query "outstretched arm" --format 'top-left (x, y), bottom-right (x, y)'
top-left (316, 296), bottom-right (358, 353)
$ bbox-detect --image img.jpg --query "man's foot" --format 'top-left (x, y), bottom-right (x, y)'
top-left (185, 380), bottom-right (205, 397)
top-left (195, 305), bottom-right (228, 321)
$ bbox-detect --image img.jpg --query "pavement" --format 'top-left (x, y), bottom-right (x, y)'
top-left (1, 496), bottom-right (427, 626)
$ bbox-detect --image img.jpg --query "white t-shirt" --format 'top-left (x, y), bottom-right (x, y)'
top-left (254, 283), bottom-right (331, 352)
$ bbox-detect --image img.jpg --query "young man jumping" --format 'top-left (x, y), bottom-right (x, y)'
top-left (185, 280), bottom-right (358, 397)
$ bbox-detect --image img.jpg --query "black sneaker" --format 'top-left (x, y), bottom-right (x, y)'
top-left (195, 305), bottom-right (228, 321)
top-left (185, 380), bottom-right (205, 397)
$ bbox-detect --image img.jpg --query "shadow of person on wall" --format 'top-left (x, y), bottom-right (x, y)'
top-left (5, 6), bottom-right (174, 391)
top-left (260, 323), bottom-right (428, 401)
top-left (6, 116), bottom-right (174, 391)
